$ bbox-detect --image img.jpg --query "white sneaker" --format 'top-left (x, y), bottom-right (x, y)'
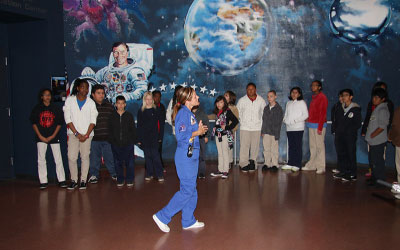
top-left (153, 214), bottom-right (170, 233)
top-left (291, 166), bottom-right (300, 172)
top-left (281, 165), bottom-right (293, 170)
top-left (332, 169), bottom-right (340, 174)
top-left (395, 194), bottom-right (400, 200)
top-left (316, 170), bottom-right (326, 174)
top-left (183, 220), bottom-right (205, 230)
top-left (302, 166), bottom-right (316, 171)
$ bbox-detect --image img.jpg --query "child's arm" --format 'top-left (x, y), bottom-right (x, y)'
top-left (47, 125), bottom-right (62, 142)
top-left (371, 108), bottom-right (389, 138)
top-left (32, 124), bottom-right (48, 143)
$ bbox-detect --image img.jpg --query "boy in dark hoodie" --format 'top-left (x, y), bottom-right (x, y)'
top-left (261, 90), bottom-right (283, 171)
top-left (109, 95), bottom-right (137, 187)
top-left (332, 89), bottom-right (362, 182)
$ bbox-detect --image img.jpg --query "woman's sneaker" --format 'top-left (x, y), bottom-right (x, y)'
top-left (183, 220), bottom-right (205, 230)
top-left (210, 172), bottom-right (223, 177)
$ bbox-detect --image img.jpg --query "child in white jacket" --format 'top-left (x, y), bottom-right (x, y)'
top-left (282, 87), bottom-right (308, 171)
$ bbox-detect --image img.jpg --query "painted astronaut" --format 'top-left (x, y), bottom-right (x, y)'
top-left (80, 42), bottom-right (153, 102)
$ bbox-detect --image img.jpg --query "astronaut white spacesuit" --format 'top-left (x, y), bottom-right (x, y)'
top-left (73, 43), bottom-right (153, 102)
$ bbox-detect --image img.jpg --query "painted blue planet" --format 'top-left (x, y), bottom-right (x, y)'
top-left (184, 0), bottom-right (272, 76)
top-left (329, 0), bottom-right (391, 44)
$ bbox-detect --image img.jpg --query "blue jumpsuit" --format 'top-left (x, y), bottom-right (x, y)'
top-left (156, 105), bottom-right (200, 228)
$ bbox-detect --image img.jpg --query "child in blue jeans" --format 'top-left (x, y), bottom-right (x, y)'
top-left (109, 96), bottom-right (137, 187)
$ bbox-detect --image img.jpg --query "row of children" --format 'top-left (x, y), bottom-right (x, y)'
top-left (30, 79), bottom-right (167, 190)
top-left (206, 80), bottom-right (399, 191)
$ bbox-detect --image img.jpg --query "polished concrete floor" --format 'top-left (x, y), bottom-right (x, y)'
top-left (1, 164), bottom-right (399, 250)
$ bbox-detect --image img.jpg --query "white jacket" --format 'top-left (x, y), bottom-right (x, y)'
top-left (63, 95), bottom-right (98, 136)
top-left (283, 99), bottom-right (308, 131)
top-left (237, 95), bottom-right (266, 131)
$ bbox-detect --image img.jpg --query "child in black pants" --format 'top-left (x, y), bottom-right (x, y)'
top-left (192, 105), bottom-right (210, 179)
top-left (137, 92), bottom-right (164, 182)
top-left (109, 96), bottom-right (137, 187)
top-left (332, 89), bottom-right (361, 182)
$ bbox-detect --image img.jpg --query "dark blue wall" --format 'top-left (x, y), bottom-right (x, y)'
top-left (0, 0), bottom-right (66, 179)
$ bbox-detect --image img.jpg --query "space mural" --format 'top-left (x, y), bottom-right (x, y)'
top-left (63, 0), bottom-right (400, 164)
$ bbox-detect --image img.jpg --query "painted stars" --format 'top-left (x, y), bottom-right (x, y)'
top-left (199, 86), bottom-right (207, 94)
top-left (159, 83), bottom-right (167, 92)
top-left (209, 88), bottom-right (217, 97)
top-left (190, 83), bottom-right (197, 90)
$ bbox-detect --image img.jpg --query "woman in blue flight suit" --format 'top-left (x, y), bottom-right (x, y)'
top-left (153, 87), bottom-right (208, 232)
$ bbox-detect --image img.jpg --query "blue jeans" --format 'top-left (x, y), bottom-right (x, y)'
top-left (111, 144), bottom-right (135, 183)
top-left (89, 141), bottom-right (116, 178)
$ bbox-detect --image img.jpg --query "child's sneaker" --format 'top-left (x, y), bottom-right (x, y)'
top-left (210, 172), bottom-right (223, 177)
top-left (117, 181), bottom-right (125, 187)
top-left (158, 177), bottom-right (165, 182)
top-left (291, 166), bottom-right (300, 172)
top-left (88, 176), bottom-right (98, 184)
top-left (67, 181), bottom-right (78, 190)
top-left (281, 165), bottom-right (293, 170)
top-left (221, 172), bottom-right (229, 179)
top-left (79, 181), bottom-right (87, 190)
top-left (39, 183), bottom-right (48, 190)
top-left (145, 176), bottom-right (153, 181)
top-left (126, 182), bottom-right (134, 187)
top-left (58, 181), bottom-right (67, 188)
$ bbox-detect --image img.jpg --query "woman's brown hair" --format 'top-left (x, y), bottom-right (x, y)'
top-left (172, 87), bottom-right (195, 124)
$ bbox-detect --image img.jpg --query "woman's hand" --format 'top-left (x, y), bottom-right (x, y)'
top-left (197, 120), bottom-right (208, 136)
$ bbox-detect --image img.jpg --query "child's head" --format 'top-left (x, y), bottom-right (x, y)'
top-left (339, 89), bottom-right (353, 105)
top-left (267, 90), bottom-right (277, 104)
top-left (288, 87), bottom-right (303, 101)
top-left (38, 88), bottom-right (52, 104)
top-left (373, 81), bottom-right (387, 91)
top-left (246, 82), bottom-right (257, 97)
top-left (115, 95), bottom-right (126, 111)
top-left (224, 91), bottom-right (236, 105)
top-left (310, 80), bottom-right (322, 93)
top-left (213, 95), bottom-right (228, 114)
top-left (152, 90), bottom-right (161, 105)
top-left (142, 91), bottom-right (155, 111)
top-left (72, 78), bottom-right (89, 97)
top-left (91, 84), bottom-right (105, 103)
top-left (371, 88), bottom-right (387, 106)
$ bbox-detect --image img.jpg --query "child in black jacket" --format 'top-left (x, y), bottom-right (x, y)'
top-left (137, 92), bottom-right (164, 181)
top-left (109, 96), bottom-right (137, 187)
top-left (333, 89), bottom-right (362, 182)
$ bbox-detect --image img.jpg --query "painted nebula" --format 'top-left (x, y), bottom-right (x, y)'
top-left (329, 0), bottom-right (391, 44)
top-left (184, 0), bottom-right (273, 76)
